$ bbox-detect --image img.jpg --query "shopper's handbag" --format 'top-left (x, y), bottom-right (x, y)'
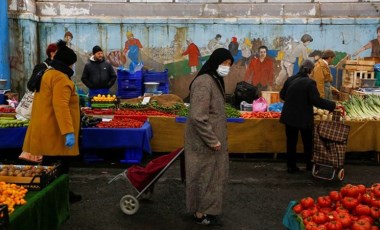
top-left (15, 90), bottom-right (34, 119)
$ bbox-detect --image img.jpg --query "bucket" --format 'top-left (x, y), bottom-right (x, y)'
top-left (261, 91), bottom-right (280, 105)
top-left (144, 82), bottom-right (159, 93)
top-left (0, 79), bottom-right (7, 90)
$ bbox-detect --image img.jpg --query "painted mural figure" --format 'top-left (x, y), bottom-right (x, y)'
top-left (81, 45), bottom-right (117, 97)
top-left (244, 45), bottom-right (274, 92)
top-left (240, 38), bottom-right (252, 67)
top-left (123, 31), bottom-right (143, 71)
top-left (311, 50), bottom-right (336, 100)
top-left (207, 34), bottom-right (226, 53)
top-left (353, 26), bottom-right (380, 58)
top-left (275, 34), bottom-right (313, 87)
top-left (182, 38), bottom-right (200, 74)
top-left (64, 31), bottom-right (73, 49)
top-left (228, 37), bottom-right (239, 57)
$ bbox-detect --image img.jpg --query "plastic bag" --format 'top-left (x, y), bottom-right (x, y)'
top-left (374, 63), bottom-right (380, 72)
top-left (15, 91), bottom-right (34, 119)
top-left (268, 102), bottom-right (284, 112)
top-left (252, 97), bottom-right (268, 112)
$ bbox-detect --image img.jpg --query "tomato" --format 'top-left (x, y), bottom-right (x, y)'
top-left (335, 211), bottom-right (352, 228)
top-left (335, 206), bottom-right (349, 214)
top-left (319, 207), bottom-right (333, 215)
top-left (358, 215), bottom-right (374, 225)
top-left (301, 197), bottom-right (315, 209)
top-left (358, 184), bottom-right (367, 194)
top-left (305, 221), bottom-right (318, 230)
top-left (342, 196), bottom-right (359, 210)
top-left (372, 185), bottom-right (380, 198)
top-left (318, 196), bottom-right (333, 208)
top-left (303, 216), bottom-right (313, 225)
top-left (312, 212), bottom-right (328, 225)
top-left (351, 219), bottom-right (372, 230)
top-left (362, 192), bottom-right (374, 205)
top-left (355, 204), bottom-right (371, 216)
top-left (316, 225), bottom-right (327, 230)
top-left (325, 220), bottom-right (343, 230)
top-left (370, 206), bottom-right (380, 219)
top-left (329, 191), bottom-right (342, 202)
top-left (370, 197), bottom-right (380, 208)
top-left (346, 185), bottom-right (360, 198)
top-left (371, 226), bottom-right (380, 230)
top-left (302, 210), bottom-right (313, 218)
top-left (308, 206), bottom-right (319, 215)
top-left (293, 203), bottom-right (303, 214)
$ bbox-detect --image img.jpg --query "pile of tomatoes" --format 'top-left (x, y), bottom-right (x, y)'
top-left (95, 118), bottom-right (144, 128)
top-left (292, 183), bottom-right (380, 230)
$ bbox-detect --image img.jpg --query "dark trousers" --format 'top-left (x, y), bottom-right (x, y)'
top-left (285, 125), bottom-right (313, 168)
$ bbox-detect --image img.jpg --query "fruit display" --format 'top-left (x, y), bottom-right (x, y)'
top-left (0, 182), bottom-right (28, 214)
top-left (95, 118), bottom-right (144, 128)
top-left (0, 165), bottom-right (54, 177)
top-left (0, 107), bottom-right (16, 113)
top-left (0, 118), bottom-right (29, 128)
top-left (91, 94), bottom-right (117, 103)
top-left (288, 183), bottom-right (380, 229)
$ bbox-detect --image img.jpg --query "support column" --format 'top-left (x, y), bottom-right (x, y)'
top-left (0, 0), bottom-right (10, 89)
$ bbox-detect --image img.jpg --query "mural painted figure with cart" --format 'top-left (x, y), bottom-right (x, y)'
top-left (123, 31), bottom-right (143, 72)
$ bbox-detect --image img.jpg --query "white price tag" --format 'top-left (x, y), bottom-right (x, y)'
top-left (141, 97), bottom-right (151, 105)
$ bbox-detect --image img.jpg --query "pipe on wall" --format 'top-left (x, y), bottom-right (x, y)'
top-left (0, 0), bottom-right (10, 89)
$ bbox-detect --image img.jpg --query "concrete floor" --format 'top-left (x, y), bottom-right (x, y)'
top-left (60, 152), bottom-right (380, 230)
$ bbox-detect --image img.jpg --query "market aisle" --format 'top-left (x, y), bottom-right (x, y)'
top-left (61, 153), bottom-right (379, 230)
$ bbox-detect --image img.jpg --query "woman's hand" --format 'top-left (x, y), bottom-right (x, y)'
top-left (212, 141), bottom-right (221, 151)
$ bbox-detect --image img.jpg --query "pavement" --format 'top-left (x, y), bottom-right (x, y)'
top-left (58, 152), bottom-right (380, 230)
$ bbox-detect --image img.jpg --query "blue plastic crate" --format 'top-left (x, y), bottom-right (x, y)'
top-left (117, 69), bottom-right (143, 80)
top-left (117, 89), bottom-right (142, 99)
top-left (143, 69), bottom-right (169, 84)
top-left (120, 148), bottom-right (143, 164)
top-left (118, 79), bottom-right (143, 90)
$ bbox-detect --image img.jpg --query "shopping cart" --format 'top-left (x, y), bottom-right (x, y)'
top-left (312, 107), bottom-right (350, 181)
top-left (108, 147), bottom-right (185, 215)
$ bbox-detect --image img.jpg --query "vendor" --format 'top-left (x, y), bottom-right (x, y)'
top-left (81, 45), bottom-right (117, 97)
top-left (311, 50), bottom-right (336, 100)
top-left (352, 26), bottom-right (380, 58)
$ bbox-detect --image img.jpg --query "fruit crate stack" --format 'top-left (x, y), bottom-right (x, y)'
top-left (143, 69), bottom-right (169, 94)
top-left (342, 59), bottom-right (376, 89)
top-left (117, 68), bottom-right (143, 99)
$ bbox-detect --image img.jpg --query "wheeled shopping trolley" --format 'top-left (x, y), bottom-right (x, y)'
top-left (312, 108), bottom-right (350, 181)
top-left (108, 147), bottom-right (184, 215)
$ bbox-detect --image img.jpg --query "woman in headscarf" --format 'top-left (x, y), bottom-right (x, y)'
top-left (185, 48), bottom-right (234, 226)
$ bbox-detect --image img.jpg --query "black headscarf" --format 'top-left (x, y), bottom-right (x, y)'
top-left (189, 48), bottom-right (234, 95)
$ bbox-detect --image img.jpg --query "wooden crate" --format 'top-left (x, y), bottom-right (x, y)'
top-left (342, 70), bottom-right (361, 88)
top-left (344, 59), bottom-right (375, 72)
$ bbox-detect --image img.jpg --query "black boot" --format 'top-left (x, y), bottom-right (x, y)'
top-left (69, 191), bottom-right (82, 204)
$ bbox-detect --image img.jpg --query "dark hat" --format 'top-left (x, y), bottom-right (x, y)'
top-left (54, 40), bottom-right (77, 66)
top-left (92, 45), bottom-right (103, 55)
top-left (299, 59), bottom-right (315, 74)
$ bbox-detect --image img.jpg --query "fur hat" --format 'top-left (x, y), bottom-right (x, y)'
top-left (54, 40), bottom-right (77, 66)
top-left (92, 45), bottom-right (103, 55)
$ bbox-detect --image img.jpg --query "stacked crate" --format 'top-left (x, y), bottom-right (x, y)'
top-left (143, 69), bottom-right (169, 94)
top-left (342, 59), bottom-right (376, 89)
top-left (117, 69), bottom-right (143, 99)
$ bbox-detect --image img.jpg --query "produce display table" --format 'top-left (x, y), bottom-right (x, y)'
top-left (81, 121), bottom-right (153, 163)
top-left (0, 127), bottom-right (27, 148)
top-left (9, 174), bottom-right (70, 230)
top-left (149, 117), bottom-right (380, 154)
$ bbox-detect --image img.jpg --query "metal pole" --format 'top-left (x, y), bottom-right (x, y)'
top-left (0, 1), bottom-right (10, 89)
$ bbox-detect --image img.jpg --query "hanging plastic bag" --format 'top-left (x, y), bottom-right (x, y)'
top-left (252, 97), bottom-right (268, 112)
top-left (15, 91), bottom-right (34, 120)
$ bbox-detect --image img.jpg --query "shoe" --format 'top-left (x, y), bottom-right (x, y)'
top-left (193, 213), bottom-right (223, 227)
top-left (69, 191), bottom-right (82, 204)
top-left (287, 166), bottom-right (301, 174)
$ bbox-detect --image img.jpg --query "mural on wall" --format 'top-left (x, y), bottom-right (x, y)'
top-left (23, 23), bottom-right (361, 100)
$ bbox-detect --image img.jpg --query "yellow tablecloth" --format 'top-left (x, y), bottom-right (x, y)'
top-left (149, 117), bottom-right (380, 153)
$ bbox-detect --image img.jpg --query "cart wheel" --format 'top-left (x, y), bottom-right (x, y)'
top-left (120, 195), bottom-right (139, 215)
top-left (140, 191), bottom-right (153, 200)
top-left (337, 169), bottom-right (344, 181)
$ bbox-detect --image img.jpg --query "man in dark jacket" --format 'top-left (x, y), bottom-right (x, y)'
top-left (81, 45), bottom-right (117, 97)
top-left (280, 59), bottom-right (336, 173)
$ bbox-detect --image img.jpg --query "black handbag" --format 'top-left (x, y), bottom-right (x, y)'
top-left (233, 81), bottom-right (259, 109)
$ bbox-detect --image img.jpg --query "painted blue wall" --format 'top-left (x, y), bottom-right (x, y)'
top-left (0, 0), bottom-right (10, 89)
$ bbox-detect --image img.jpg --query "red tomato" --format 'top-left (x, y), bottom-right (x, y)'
top-left (316, 225), bottom-right (327, 230)
top-left (335, 206), bottom-right (349, 214)
top-left (305, 221), bottom-right (318, 230)
top-left (372, 185), bottom-right (380, 198)
top-left (319, 207), bottom-right (333, 215)
top-left (308, 206), bottom-right (319, 215)
top-left (325, 220), bottom-right (343, 230)
top-left (342, 196), bottom-right (359, 210)
top-left (370, 206), bottom-right (380, 219)
top-left (351, 219), bottom-right (372, 230)
top-left (346, 185), bottom-right (360, 198)
top-left (357, 184), bottom-right (367, 194)
top-left (370, 197), bottom-right (380, 208)
top-left (302, 210), bottom-right (313, 219)
top-left (293, 204), bottom-right (303, 214)
top-left (355, 204), bottom-right (371, 216)
top-left (371, 226), bottom-right (380, 230)
top-left (362, 192), bottom-right (374, 205)
top-left (301, 197), bottom-right (315, 209)
top-left (312, 212), bottom-right (328, 225)
top-left (329, 191), bottom-right (342, 202)
top-left (318, 196), bottom-right (333, 208)
top-left (335, 212), bottom-right (352, 228)
top-left (358, 216), bottom-right (374, 225)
